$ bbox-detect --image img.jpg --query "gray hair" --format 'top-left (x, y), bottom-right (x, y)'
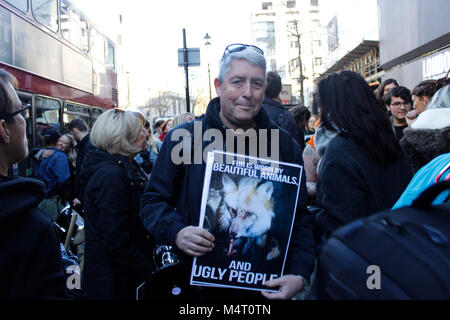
top-left (90, 109), bottom-right (145, 157)
top-left (218, 47), bottom-right (267, 83)
top-left (60, 133), bottom-right (77, 167)
top-left (0, 69), bottom-right (19, 121)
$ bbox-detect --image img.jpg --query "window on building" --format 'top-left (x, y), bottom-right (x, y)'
top-left (91, 28), bottom-right (105, 64)
top-left (35, 96), bottom-right (61, 135)
top-left (60, 2), bottom-right (89, 52)
top-left (290, 41), bottom-right (299, 48)
top-left (311, 0), bottom-right (319, 6)
top-left (311, 19), bottom-right (320, 27)
top-left (287, 1), bottom-right (296, 8)
top-left (327, 16), bottom-right (338, 51)
top-left (5, 0), bottom-right (28, 12)
top-left (91, 108), bottom-right (103, 127)
top-left (314, 39), bottom-right (322, 47)
top-left (262, 2), bottom-right (272, 10)
top-left (269, 59), bottom-right (277, 72)
top-left (253, 21), bottom-right (275, 56)
top-left (32, 0), bottom-right (59, 32)
top-left (288, 20), bottom-right (299, 31)
top-left (106, 40), bottom-right (116, 70)
top-left (315, 57), bottom-right (323, 66)
top-left (63, 103), bottom-right (90, 129)
top-left (255, 12), bottom-right (276, 17)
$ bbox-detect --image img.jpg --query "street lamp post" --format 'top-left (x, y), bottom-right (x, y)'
top-left (204, 33), bottom-right (212, 101)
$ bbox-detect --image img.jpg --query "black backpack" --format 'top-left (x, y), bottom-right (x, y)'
top-left (316, 180), bottom-right (450, 300)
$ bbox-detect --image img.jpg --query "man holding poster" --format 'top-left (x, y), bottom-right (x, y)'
top-left (140, 44), bottom-right (315, 300)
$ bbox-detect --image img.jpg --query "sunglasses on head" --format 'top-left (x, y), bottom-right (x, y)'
top-left (113, 108), bottom-right (146, 126)
top-left (222, 43), bottom-right (264, 58)
top-left (113, 108), bottom-right (125, 117)
top-left (0, 103), bottom-right (31, 121)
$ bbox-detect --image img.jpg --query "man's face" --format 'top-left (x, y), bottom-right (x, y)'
top-left (5, 83), bottom-right (28, 162)
top-left (388, 96), bottom-right (412, 125)
top-left (215, 59), bottom-right (266, 130)
top-left (69, 128), bottom-right (81, 142)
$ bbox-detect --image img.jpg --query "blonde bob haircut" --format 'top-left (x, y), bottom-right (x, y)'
top-left (90, 109), bottom-right (145, 157)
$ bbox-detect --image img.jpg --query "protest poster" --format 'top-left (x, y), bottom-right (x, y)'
top-left (190, 150), bottom-right (303, 292)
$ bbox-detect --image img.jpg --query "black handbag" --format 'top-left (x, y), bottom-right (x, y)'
top-left (316, 180), bottom-right (450, 300)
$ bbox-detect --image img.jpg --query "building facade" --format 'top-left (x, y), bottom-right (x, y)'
top-left (250, 0), bottom-right (326, 107)
top-left (318, 0), bottom-right (382, 88)
top-left (378, 0), bottom-right (450, 90)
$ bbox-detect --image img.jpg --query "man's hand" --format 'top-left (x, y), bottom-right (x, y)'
top-left (42, 149), bottom-right (55, 159)
top-left (175, 226), bottom-right (215, 257)
top-left (261, 275), bottom-right (304, 300)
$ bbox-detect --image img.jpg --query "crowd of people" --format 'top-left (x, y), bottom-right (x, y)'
top-left (0, 42), bottom-right (449, 300)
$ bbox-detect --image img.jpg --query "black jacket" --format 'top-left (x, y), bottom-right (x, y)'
top-left (74, 134), bottom-right (94, 203)
top-left (0, 176), bottom-right (69, 299)
top-left (262, 97), bottom-right (304, 150)
top-left (140, 97), bottom-right (315, 282)
top-left (80, 148), bottom-right (153, 300)
top-left (315, 136), bottom-right (412, 237)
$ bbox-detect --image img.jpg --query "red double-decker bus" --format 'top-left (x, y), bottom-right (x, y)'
top-left (0, 0), bottom-right (118, 176)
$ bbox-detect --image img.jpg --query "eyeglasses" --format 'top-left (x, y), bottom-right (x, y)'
top-left (0, 103), bottom-right (31, 121)
top-left (391, 102), bottom-right (411, 108)
top-left (222, 43), bottom-right (264, 58)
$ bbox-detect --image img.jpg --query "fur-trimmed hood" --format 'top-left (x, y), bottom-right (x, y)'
top-left (400, 126), bottom-right (450, 174)
top-left (411, 109), bottom-right (450, 130)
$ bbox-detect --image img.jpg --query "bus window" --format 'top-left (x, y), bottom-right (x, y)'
top-left (61, 1), bottom-right (89, 53)
top-left (35, 96), bottom-right (61, 147)
top-left (106, 40), bottom-right (115, 70)
top-left (63, 102), bottom-right (90, 131)
top-left (5, 0), bottom-right (28, 12)
top-left (91, 107), bottom-right (103, 127)
top-left (32, 0), bottom-right (59, 33)
top-left (91, 28), bottom-right (105, 64)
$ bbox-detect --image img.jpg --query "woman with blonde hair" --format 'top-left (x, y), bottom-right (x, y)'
top-left (56, 133), bottom-right (77, 203)
top-left (56, 133), bottom-right (76, 167)
top-left (135, 119), bottom-right (162, 175)
top-left (38, 132), bottom-right (77, 206)
top-left (80, 108), bottom-right (153, 300)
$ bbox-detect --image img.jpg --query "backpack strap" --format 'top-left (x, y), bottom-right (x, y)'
top-left (435, 163), bottom-right (450, 183)
top-left (412, 180), bottom-right (450, 209)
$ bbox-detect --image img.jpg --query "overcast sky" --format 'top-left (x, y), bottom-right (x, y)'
top-left (71, 0), bottom-right (256, 105)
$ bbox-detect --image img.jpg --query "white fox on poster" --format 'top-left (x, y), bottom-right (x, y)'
top-left (190, 151), bottom-right (303, 292)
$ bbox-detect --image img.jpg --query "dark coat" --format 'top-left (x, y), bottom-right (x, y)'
top-left (140, 97), bottom-right (315, 283)
top-left (74, 134), bottom-right (94, 203)
top-left (400, 127), bottom-right (450, 174)
top-left (262, 97), bottom-right (304, 150)
top-left (80, 148), bottom-right (153, 300)
top-left (0, 176), bottom-right (69, 299)
top-left (315, 136), bottom-right (412, 237)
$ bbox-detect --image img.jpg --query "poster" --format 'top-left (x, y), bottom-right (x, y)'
top-left (190, 151), bottom-right (303, 292)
